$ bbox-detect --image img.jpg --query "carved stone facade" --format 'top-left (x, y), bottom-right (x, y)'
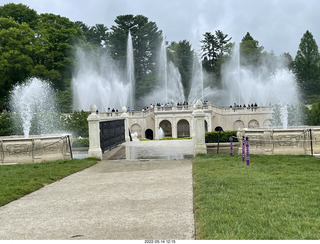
top-left (0, 135), bottom-right (72, 164)
top-left (238, 128), bottom-right (320, 155)
top-left (98, 104), bottom-right (273, 140)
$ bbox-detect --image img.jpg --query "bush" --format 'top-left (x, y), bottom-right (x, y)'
top-left (72, 137), bottom-right (89, 147)
top-left (205, 131), bottom-right (238, 143)
top-left (60, 111), bottom-right (90, 138)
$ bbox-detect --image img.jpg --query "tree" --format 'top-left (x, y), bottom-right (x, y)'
top-left (0, 3), bottom-right (39, 28)
top-left (240, 32), bottom-right (264, 67)
top-left (168, 40), bottom-right (194, 99)
top-left (75, 21), bottom-right (108, 47)
top-left (201, 30), bottom-right (231, 73)
top-left (0, 17), bottom-right (36, 110)
top-left (108, 14), bottom-right (162, 100)
top-left (294, 30), bottom-right (320, 102)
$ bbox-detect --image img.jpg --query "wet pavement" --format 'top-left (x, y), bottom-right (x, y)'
top-left (0, 140), bottom-right (195, 240)
top-left (104, 140), bottom-right (195, 161)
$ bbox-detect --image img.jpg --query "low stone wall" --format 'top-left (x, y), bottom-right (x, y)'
top-left (237, 128), bottom-right (320, 155)
top-left (0, 135), bottom-right (72, 164)
top-left (207, 142), bottom-right (239, 154)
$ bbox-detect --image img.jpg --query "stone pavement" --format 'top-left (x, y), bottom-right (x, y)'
top-left (0, 140), bottom-right (195, 240)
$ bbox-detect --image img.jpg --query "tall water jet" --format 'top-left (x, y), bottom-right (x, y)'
top-left (143, 38), bottom-right (185, 104)
top-left (10, 78), bottom-right (58, 138)
top-left (72, 48), bottom-right (130, 111)
top-left (127, 30), bottom-right (135, 108)
top-left (188, 53), bottom-right (217, 104)
top-left (221, 44), bottom-right (301, 128)
top-left (159, 38), bottom-right (169, 102)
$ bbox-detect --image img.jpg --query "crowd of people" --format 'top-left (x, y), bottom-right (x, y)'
top-left (230, 102), bottom-right (258, 108)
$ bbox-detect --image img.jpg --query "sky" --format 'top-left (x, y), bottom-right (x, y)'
top-left (2, 0), bottom-right (320, 57)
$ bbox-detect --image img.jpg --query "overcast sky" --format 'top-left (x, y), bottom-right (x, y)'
top-left (2, 0), bottom-right (320, 56)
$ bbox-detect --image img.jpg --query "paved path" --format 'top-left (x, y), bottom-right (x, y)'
top-left (0, 140), bottom-right (195, 240)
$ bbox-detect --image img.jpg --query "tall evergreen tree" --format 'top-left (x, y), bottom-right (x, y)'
top-left (240, 32), bottom-right (264, 67)
top-left (294, 30), bottom-right (320, 102)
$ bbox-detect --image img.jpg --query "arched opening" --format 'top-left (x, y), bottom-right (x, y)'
top-left (263, 119), bottom-right (272, 128)
top-left (145, 129), bottom-right (153, 140)
top-left (204, 120), bottom-right (208, 132)
top-left (233, 120), bottom-right (244, 130)
top-left (248, 120), bottom-right (259, 128)
top-left (131, 124), bottom-right (142, 138)
top-left (159, 120), bottom-right (172, 137)
top-left (215, 126), bottom-right (223, 132)
top-left (177, 119), bottom-right (190, 138)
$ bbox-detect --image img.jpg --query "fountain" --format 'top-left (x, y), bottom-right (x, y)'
top-left (10, 78), bottom-right (58, 138)
top-left (158, 127), bottom-right (164, 139)
top-left (221, 44), bottom-right (301, 129)
top-left (0, 78), bottom-right (72, 164)
top-left (127, 30), bottom-right (135, 108)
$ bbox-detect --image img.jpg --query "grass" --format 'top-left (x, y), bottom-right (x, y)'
top-left (0, 158), bottom-right (98, 206)
top-left (193, 154), bottom-right (320, 240)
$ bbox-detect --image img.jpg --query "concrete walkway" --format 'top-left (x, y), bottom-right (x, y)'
top-left (0, 140), bottom-right (195, 240)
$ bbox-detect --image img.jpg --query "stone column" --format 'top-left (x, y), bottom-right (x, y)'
top-left (87, 104), bottom-right (102, 159)
top-left (192, 100), bottom-right (207, 154)
top-left (121, 106), bottom-right (131, 142)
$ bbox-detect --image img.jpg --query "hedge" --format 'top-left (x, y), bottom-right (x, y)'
top-left (205, 131), bottom-right (238, 143)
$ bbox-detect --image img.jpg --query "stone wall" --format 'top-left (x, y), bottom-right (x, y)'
top-left (237, 128), bottom-right (320, 155)
top-left (0, 135), bottom-right (72, 164)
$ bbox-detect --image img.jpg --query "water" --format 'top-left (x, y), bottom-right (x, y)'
top-left (221, 44), bottom-right (301, 128)
top-left (158, 127), bottom-right (164, 139)
top-left (127, 30), bottom-right (135, 108)
top-left (72, 48), bottom-right (130, 112)
top-left (142, 38), bottom-right (185, 105)
top-left (10, 78), bottom-right (58, 138)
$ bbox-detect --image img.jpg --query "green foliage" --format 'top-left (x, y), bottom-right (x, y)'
top-left (193, 154), bottom-right (320, 239)
top-left (0, 158), bottom-right (98, 206)
top-left (205, 131), bottom-right (238, 143)
top-left (294, 30), bottom-right (320, 102)
top-left (309, 103), bottom-right (320, 125)
top-left (168, 40), bottom-right (194, 98)
top-left (60, 111), bottom-right (90, 138)
top-left (201, 30), bottom-right (232, 73)
top-left (72, 137), bottom-right (89, 147)
top-left (0, 111), bottom-right (14, 136)
top-left (240, 32), bottom-right (264, 67)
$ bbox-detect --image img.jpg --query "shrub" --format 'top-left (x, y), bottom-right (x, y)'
top-left (72, 137), bottom-right (89, 147)
top-left (205, 131), bottom-right (238, 143)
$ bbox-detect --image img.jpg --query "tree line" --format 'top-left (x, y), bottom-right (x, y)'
top-left (1, 3), bottom-right (320, 114)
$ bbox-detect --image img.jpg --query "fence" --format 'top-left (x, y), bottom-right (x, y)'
top-left (99, 119), bottom-right (125, 153)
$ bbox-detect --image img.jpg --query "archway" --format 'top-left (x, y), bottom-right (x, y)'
top-left (233, 120), bottom-right (244, 130)
top-left (248, 119), bottom-right (259, 128)
top-left (177, 119), bottom-right (190, 138)
top-left (159, 120), bottom-right (172, 137)
top-left (131, 124), bottom-right (142, 138)
top-left (215, 126), bottom-right (223, 132)
top-left (145, 129), bottom-right (153, 140)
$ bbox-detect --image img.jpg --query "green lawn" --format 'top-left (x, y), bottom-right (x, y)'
top-left (0, 158), bottom-right (98, 206)
top-left (193, 154), bottom-right (320, 240)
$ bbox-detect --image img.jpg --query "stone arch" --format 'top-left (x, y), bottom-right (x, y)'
top-left (248, 119), bottom-right (259, 128)
top-left (131, 124), bottom-right (142, 138)
top-left (263, 119), bottom-right (272, 128)
top-left (177, 119), bottom-right (190, 138)
top-left (233, 120), bottom-right (245, 130)
top-left (145, 129), bottom-right (153, 140)
top-left (215, 126), bottom-right (223, 131)
top-left (159, 120), bottom-right (172, 137)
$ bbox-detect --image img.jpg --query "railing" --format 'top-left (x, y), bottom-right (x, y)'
top-left (99, 119), bottom-right (125, 153)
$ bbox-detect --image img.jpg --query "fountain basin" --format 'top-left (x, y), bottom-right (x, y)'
top-left (0, 134), bottom-right (73, 164)
top-left (237, 127), bottom-right (320, 155)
